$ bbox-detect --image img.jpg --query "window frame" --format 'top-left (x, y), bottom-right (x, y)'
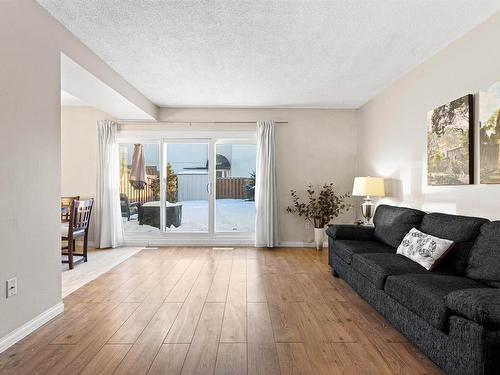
top-left (117, 129), bottom-right (256, 246)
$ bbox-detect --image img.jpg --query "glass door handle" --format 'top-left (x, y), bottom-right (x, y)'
top-left (206, 182), bottom-right (212, 194)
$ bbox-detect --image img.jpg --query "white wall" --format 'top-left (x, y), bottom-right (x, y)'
top-left (61, 106), bottom-right (114, 241)
top-left (157, 108), bottom-right (359, 244)
top-left (358, 12), bottom-right (500, 219)
top-left (0, 1), bottom-right (156, 342)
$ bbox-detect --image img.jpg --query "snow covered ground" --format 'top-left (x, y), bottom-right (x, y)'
top-left (122, 199), bottom-right (255, 233)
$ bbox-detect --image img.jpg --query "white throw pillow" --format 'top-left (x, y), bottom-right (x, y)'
top-left (396, 228), bottom-right (454, 270)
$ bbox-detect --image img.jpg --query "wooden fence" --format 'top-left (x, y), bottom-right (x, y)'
top-left (216, 177), bottom-right (251, 199)
top-left (120, 173), bottom-right (158, 204)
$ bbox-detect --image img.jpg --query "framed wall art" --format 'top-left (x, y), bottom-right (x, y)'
top-left (427, 94), bottom-right (474, 186)
top-left (479, 81), bottom-right (500, 184)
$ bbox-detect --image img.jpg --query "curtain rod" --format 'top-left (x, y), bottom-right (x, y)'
top-left (118, 120), bottom-right (288, 125)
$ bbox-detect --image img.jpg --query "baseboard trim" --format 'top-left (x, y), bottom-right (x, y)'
top-left (123, 238), bottom-right (255, 247)
top-left (122, 239), bottom-right (326, 248)
top-left (0, 301), bottom-right (64, 354)
top-left (279, 241), bottom-right (327, 248)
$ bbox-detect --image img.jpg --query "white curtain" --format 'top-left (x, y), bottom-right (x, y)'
top-left (255, 120), bottom-right (279, 247)
top-left (95, 120), bottom-right (123, 248)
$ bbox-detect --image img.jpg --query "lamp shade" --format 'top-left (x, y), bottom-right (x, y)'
top-left (352, 176), bottom-right (385, 197)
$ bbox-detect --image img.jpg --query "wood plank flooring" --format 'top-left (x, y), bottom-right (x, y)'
top-left (61, 246), bottom-right (143, 297)
top-left (0, 247), bottom-right (443, 374)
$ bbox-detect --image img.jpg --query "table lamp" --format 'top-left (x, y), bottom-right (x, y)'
top-left (352, 176), bottom-right (385, 224)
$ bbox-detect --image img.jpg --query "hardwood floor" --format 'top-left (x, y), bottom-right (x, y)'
top-left (0, 247), bottom-right (443, 374)
top-left (62, 246), bottom-right (143, 297)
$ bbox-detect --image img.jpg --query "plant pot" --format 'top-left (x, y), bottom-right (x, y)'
top-left (314, 227), bottom-right (324, 250)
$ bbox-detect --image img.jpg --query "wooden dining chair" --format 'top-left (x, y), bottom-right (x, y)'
top-left (61, 199), bottom-right (93, 269)
top-left (61, 196), bottom-right (80, 222)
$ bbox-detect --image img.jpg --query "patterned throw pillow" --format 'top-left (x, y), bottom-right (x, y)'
top-left (396, 228), bottom-right (454, 270)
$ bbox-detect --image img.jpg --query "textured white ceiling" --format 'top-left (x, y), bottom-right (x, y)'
top-left (61, 54), bottom-right (155, 119)
top-left (39, 0), bottom-right (500, 108)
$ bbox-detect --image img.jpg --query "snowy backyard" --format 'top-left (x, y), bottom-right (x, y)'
top-left (122, 198), bottom-right (255, 233)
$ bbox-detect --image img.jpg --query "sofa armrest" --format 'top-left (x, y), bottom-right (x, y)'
top-left (326, 224), bottom-right (375, 241)
top-left (446, 288), bottom-right (500, 327)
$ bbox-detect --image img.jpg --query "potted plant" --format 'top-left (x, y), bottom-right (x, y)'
top-left (286, 183), bottom-right (351, 250)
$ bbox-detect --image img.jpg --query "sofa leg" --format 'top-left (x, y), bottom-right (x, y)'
top-left (332, 270), bottom-right (339, 278)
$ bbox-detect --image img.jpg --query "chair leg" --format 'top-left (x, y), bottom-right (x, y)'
top-left (83, 233), bottom-right (88, 262)
top-left (68, 239), bottom-right (74, 270)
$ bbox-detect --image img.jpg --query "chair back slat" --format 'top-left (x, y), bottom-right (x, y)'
top-left (69, 199), bottom-right (94, 233)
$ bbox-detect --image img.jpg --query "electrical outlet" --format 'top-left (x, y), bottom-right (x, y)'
top-left (6, 277), bottom-right (17, 298)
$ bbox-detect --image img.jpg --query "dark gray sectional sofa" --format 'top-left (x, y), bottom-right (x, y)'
top-left (327, 204), bottom-right (500, 375)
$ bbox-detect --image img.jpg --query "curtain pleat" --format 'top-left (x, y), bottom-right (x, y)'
top-left (255, 120), bottom-right (279, 247)
top-left (95, 120), bottom-right (123, 248)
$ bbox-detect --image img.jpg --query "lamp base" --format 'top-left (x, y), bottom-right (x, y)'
top-left (361, 196), bottom-right (374, 225)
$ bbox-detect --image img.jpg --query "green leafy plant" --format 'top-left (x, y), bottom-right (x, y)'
top-left (149, 163), bottom-right (177, 202)
top-left (286, 183), bottom-right (351, 228)
top-left (166, 163), bottom-right (178, 203)
top-left (150, 176), bottom-right (161, 200)
top-left (244, 171), bottom-right (256, 201)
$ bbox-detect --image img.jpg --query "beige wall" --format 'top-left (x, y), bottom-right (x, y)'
top-left (0, 1), bottom-right (156, 341)
top-left (61, 106), bottom-right (113, 241)
top-left (158, 108), bottom-right (359, 244)
top-left (0, 0), bottom-right (61, 341)
top-left (61, 107), bottom-right (358, 245)
top-left (358, 12), bottom-right (500, 219)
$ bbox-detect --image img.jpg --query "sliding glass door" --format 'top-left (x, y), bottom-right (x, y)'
top-left (119, 134), bottom-right (255, 241)
top-left (215, 142), bottom-right (256, 232)
top-left (163, 140), bottom-right (211, 233)
top-left (119, 143), bottom-right (160, 234)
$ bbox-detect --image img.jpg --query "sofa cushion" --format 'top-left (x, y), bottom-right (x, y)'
top-left (326, 224), bottom-right (375, 241)
top-left (385, 274), bottom-right (485, 330)
top-left (420, 213), bottom-right (488, 274)
top-left (351, 253), bottom-right (427, 289)
top-left (446, 288), bottom-right (500, 326)
top-left (373, 205), bottom-right (425, 248)
top-left (466, 222), bottom-right (500, 287)
top-left (332, 240), bottom-right (394, 265)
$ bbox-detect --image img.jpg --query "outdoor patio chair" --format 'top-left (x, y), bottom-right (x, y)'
top-left (120, 193), bottom-right (140, 220)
